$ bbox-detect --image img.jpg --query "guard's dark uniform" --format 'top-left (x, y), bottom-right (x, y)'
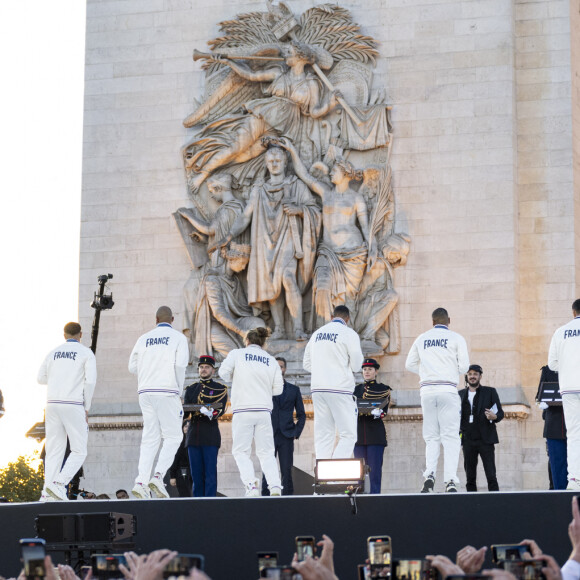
top-left (354, 378), bottom-right (392, 494)
top-left (536, 365), bottom-right (567, 490)
top-left (184, 377), bottom-right (228, 497)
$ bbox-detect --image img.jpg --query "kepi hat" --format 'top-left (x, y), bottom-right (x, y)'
top-left (362, 358), bottom-right (380, 370)
top-left (198, 355), bottom-right (216, 367)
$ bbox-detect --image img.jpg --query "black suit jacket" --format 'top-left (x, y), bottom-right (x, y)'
top-left (458, 385), bottom-right (504, 445)
top-left (271, 381), bottom-right (306, 440)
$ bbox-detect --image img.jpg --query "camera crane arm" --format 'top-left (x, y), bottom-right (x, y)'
top-left (90, 274), bottom-right (114, 354)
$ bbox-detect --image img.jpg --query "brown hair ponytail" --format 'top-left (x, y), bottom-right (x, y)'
top-left (246, 327), bottom-right (271, 347)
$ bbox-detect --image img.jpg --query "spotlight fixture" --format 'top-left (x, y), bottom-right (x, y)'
top-left (314, 458), bottom-right (365, 495)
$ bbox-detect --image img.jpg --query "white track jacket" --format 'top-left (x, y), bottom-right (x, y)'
top-left (548, 316), bottom-right (580, 394)
top-left (219, 344), bottom-right (283, 413)
top-left (37, 339), bottom-right (97, 411)
top-left (128, 323), bottom-right (189, 396)
top-left (405, 324), bottom-right (470, 395)
top-left (303, 318), bottom-right (364, 395)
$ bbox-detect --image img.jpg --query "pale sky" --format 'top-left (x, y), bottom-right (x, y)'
top-left (0, 1), bottom-right (86, 466)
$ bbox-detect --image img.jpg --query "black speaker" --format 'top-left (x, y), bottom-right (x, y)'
top-left (35, 514), bottom-right (77, 543)
top-left (35, 513), bottom-right (135, 544)
top-left (79, 513), bottom-right (135, 543)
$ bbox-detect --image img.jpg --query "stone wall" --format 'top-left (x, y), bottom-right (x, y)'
top-left (79, 0), bottom-right (576, 494)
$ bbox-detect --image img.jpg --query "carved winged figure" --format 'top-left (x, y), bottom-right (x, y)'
top-left (182, 3), bottom-right (380, 195)
top-left (184, 41), bottom-right (340, 193)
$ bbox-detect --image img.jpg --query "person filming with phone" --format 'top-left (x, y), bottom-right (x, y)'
top-left (458, 364), bottom-right (504, 492)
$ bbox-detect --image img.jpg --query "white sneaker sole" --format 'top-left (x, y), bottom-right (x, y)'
top-left (148, 481), bottom-right (170, 498)
top-left (131, 486), bottom-right (149, 499)
top-left (45, 485), bottom-right (67, 501)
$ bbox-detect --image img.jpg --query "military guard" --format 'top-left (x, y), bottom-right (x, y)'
top-left (354, 358), bottom-right (391, 494)
top-left (183, 355), bottom-right (228, 497)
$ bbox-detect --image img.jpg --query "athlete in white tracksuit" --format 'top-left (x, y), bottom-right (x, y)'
top-left (405, 308), bottom-right (469, 490)
top-left (303, 306), bottom-right (364, 460)
top-left (37, 322), bottom-right (97, 500)
top-left (128, 306), bottom-right (189, 498)
top-left (548, 299), bottom-right (580, 490)
top-left (219, 328), bottom-right (283, 495)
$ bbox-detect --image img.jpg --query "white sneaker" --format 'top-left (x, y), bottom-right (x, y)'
top-left (131, 482), bottom-right (150, 499)
top-left (420, 473), bottom-right (435, 493)
top-left (567, 479), bottom-right (580, 490)
top-left (148, 473), bottom-right (170, 498)
top-left (39, 491), bottom-right (55, 502)
top-left (269, 486), bottom-right (282, 496)
top-left (245, 480), bottom-right (260, 497)
top-left (445, 481), bottom-right (458, 493)
top-left (45, 481), bottom-right (68, 501)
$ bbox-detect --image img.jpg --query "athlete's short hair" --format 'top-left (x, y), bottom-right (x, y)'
top-left (156, 306), bottom-right (173, 322)
top-left (64, 322), bottom-right (81, 336)
top-left (333, 305), bottom-right (350, 320)
top-left (432, 307), bottom-right (449, 325)
top-left (573, 299), bottom-right (580, 315)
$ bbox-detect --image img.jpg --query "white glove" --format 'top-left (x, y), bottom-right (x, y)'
top-left (538, 402), bottom-right (549, 410)
top-left (200, 406), bottom-right (213, 419)
top-left (371, 408), bottom-right (382, 419)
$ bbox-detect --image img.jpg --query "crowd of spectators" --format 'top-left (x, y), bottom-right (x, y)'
top-left (2, 497), bottom-right (578, 580)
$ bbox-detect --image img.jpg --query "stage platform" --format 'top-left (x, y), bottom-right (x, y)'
top-left (0, 491), bottom-right (577, 578)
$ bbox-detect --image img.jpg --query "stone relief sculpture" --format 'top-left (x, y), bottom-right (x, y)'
top-left (175, 1), bottom-right (411, 362)
top-left (214, 140), bottom-right (321, 341)
top-left (280, 138), bottom-right (369, 325)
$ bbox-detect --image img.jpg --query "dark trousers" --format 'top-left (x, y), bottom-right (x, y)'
top-left (262, 435), bottom-right (295, 496)
top-left (546, 438), bottom-right (568, 490)
top-left (462, 439), bottom-right (499, 491)
top-left (174, 469), bottom-right (193, 497)
top-left (354, 444), bottom-right (385, 494)
top-left (187, 445), bottom-right (219, 497)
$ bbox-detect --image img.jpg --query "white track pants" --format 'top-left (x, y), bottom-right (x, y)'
top-left (44, 403), bottom-right (88, 486)
top-left (232, 411), bottom-right (281, 488)
top-left (563, 393), bottom-right (580, 481)
top-left (136, 393), bottom-right (183, 484)
top-left (420, 391), bottom-right (461, 483)
top-left (311, 391), bottom-right (358, 460)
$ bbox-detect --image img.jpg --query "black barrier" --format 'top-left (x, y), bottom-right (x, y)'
top-left (0, 493), bottom-right (575, 578)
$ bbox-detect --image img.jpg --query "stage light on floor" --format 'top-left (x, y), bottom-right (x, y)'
top-left (314, 458), bottom-right (365, 495)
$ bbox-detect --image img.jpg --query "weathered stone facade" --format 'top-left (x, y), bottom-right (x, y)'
top-left (79, 0), bottom-right (578, 495)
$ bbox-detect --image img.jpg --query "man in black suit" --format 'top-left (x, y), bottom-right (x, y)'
top-left (458, 364), bottom-right (504, 492)
top-left (262, 357), bottom-right (306, 495)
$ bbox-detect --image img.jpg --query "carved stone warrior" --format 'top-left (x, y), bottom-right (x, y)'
top-left (176, 173), bottom-right (263, 359)
top-left (355, 233), bottom-right (411, 355)
top-left (195, 247), bottom-right (266, 360)
top-left (215, 143), bottom-right (321, 341)
top-left (178, 173), bottom-right (247, 269)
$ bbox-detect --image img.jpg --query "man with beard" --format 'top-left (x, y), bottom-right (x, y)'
top-left (458, 364), bottom-right (504, 492)
top-left (183, 355), bottom-right (228, 497)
